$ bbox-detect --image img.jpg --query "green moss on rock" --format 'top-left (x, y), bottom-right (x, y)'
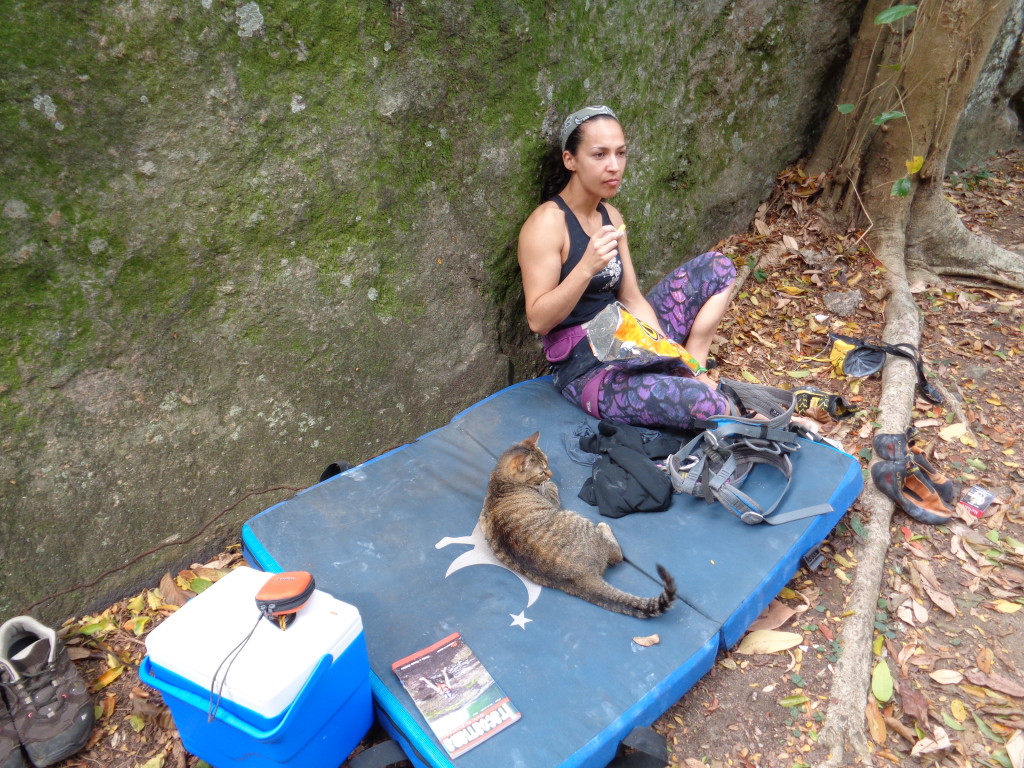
top-left (0, 0), bottom-right (869, 623)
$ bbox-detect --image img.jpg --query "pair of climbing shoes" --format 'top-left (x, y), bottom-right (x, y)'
top-left (870, 428), bottom-right (959, 525)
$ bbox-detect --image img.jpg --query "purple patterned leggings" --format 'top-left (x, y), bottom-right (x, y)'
top-left (561, 251), bottom-right (737, 431)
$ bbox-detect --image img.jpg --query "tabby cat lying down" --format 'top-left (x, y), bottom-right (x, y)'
top-left (480, 433), bottom-right (676, 619)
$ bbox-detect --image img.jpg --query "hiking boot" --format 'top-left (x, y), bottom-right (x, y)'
top-left (0, 696), bottom-right (27, 768)
top-left (0, 617), bottom-right (94, 768)
top-left (871, 457), bottom-right (953, 526)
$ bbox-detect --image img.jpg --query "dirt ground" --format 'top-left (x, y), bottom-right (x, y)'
top-left (47, 149), bottom-right (1024, 768)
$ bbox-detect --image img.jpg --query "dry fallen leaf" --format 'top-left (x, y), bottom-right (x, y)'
top-left (897, 599), bottom-right (929, 626)
top-left (198, 551), bottom-right (243, 570)
top-left (190, 566), bottom-right (229, 582)
top-left (950, 699), bottom-right (968, 723)
top-left (895, 643), bottom-right (918, 671)
top-left (65, 646), bottom-right (93, 662)
top-left (89, 664), bottom-right (125, 693)
top-left (632, 634), bottom-right (660, 647)
top-left (1006, 729), bottom-right (1024, 768)
top-left (992, 599), bottom-right (1022, 614)
top-left (866, 699), bottom-right (887, 745)
top-left (929, 669), bottom-right (964, 685)
top-left (922, 583), bottom-right (958, 617)
top-left (911, 726), bottom-right (952, 757)
top-left (735, 629), bottom-right (803, 655)
top-left (938, 422), bottom-right (967, 442)
top-left (159, 573), bottom-right (192, 607)
top-left (965, 668), bottom-right (1024, 698)
top-left (909, 559), bottom-right (942, 591)
top-left (747, 599), bottom-right (798, 632)
top-left (101, 693), bottom-right (117, 720)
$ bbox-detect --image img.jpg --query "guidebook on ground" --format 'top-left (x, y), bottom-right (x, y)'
top-left (391, 632), bottom-right (520, 758)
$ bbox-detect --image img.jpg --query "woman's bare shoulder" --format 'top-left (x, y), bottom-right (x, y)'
top-left (519, 201), bottom-right (566, 265)
top-left (521, 200), bottom-right (565, 235)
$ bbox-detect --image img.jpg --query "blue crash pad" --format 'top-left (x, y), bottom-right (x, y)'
top-left (242, 377), bottom-right (862, 768)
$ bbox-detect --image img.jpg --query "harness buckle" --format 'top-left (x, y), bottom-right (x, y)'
top-left (675, 454), bottom-right (699, 472)
top-left (703, 430), bottom-right (733, 464)
top-left (740, 510), bottom-right (765, 525)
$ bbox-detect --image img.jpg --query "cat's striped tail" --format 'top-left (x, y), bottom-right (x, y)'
top-left (594, 564), bottom-right (677, 619)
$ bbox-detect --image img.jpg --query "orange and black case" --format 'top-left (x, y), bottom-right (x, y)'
top-left (254, 571), bottom-right (316, 628)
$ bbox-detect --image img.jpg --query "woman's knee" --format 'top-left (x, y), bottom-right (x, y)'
top-left (690, 386), bottom-right (731, 422)
top-left (659, 251), bottom-right (736, 299)
top-left (692, 251), bottom-right (737, 294)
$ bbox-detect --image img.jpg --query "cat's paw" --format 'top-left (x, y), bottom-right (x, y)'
top-left (597, 522), bottom-right (623, 560)
top-left (540, 480), bottom-right (560, 504)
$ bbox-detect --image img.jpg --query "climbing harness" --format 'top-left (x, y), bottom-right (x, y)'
top-left (666, 379), bottom-right (835, 525)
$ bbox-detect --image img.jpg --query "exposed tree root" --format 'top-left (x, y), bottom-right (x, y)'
top-left (810, 1), bottom-right (1012, 761)
top-left (923, 268), bottom-right (1024, 291)
top-left (906, 188), bottom-right (1024, 289)
top-left (818, 485), bottom-right (895, 767)
top-left (929, 377), bottom-right (980, 447)
top-left (818, 242), bottom-right (924, 768)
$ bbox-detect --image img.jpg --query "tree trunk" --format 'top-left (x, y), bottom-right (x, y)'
top-left (807, 0), bottom-right (899, 217)
top-left (811, 0), bottom-right (1022, 284)
top-left (807, 1), bottom-right (1020, 764)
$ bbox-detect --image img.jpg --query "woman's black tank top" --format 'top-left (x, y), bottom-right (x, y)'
top-left (551, 196), bottom-right (622, 330)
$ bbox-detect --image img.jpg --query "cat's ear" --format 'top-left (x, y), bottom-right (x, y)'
top-left (507, 452), bottom-right (528, 474)
top-left (523, 432), bottom-right (540, 448)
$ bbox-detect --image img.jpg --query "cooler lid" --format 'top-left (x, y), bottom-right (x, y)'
top-left (145, 566), bottom-right (363, 717)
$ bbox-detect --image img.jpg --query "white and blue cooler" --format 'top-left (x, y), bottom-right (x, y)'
top-left (140, 566), bottom-right (372, 768)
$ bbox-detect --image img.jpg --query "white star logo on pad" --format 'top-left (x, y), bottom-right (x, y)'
top-left (509, 612), bottom-right (532, 630)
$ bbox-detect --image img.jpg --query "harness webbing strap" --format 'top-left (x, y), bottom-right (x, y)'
top-left (667, 379), bottom-right (834, 525)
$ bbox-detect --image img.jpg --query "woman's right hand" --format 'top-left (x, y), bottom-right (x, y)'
top-left (581, 225), bottom-right (625, 278)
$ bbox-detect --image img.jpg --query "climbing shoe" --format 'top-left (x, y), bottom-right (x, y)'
top-left (0, 695), bottom-right (26, 768)
top-left (906, 429), bottom-right (959, 505)
top-left (0, 617), bottom-right (94, 768)
top-left (871, 456), bottom-right (954, 526)
top-left (792, 386), bottom-right (857, 421)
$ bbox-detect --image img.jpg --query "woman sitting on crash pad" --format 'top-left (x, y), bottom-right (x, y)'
top-left (518, 104), bottom-right (736, 431)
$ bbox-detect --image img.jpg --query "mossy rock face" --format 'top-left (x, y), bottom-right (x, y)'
top-left (949, 3), bottom-right (1024, 168)
top-left (1, 0), bottom-right (871, 621)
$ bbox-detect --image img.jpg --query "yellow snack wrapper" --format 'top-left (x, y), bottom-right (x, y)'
top-left (584, 302), bottom-right (706, 375)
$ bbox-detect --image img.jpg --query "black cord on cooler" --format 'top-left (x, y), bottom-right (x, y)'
top-left (207, 612), bottom-right (263, 722)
